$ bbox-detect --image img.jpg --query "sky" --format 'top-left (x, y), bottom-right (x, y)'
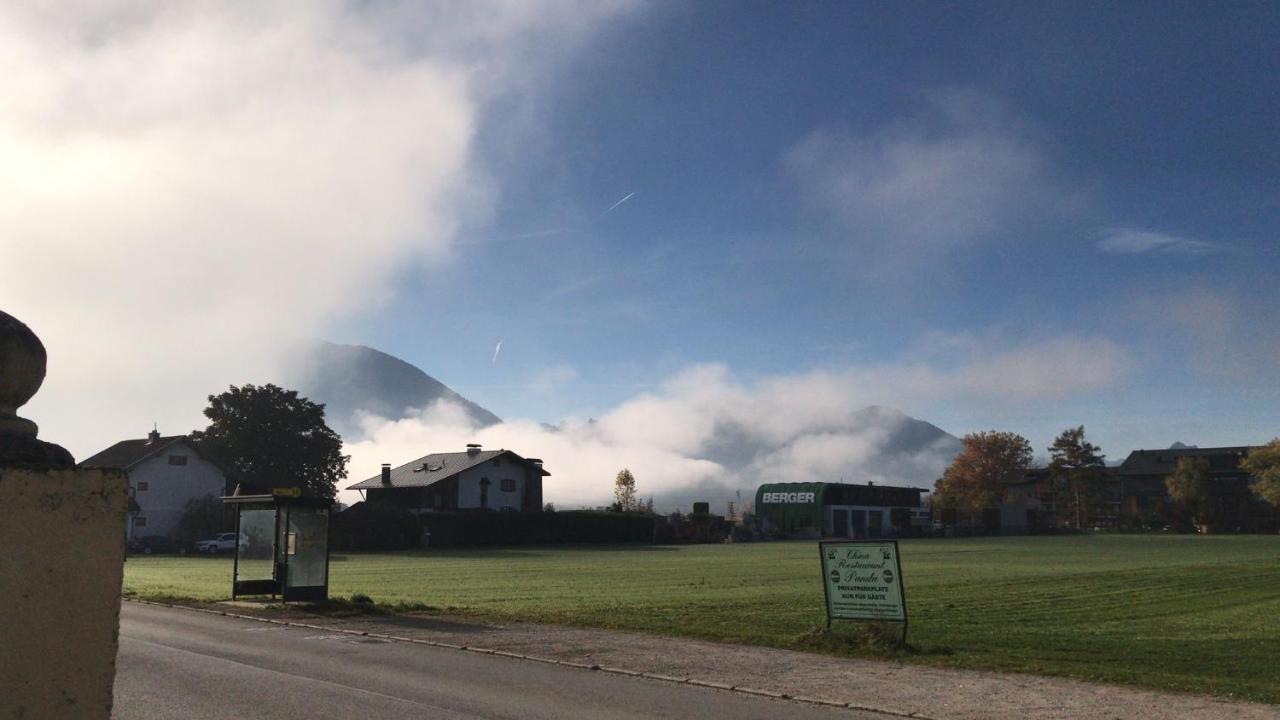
top-left (3, 1), bottom-right (1278, 507)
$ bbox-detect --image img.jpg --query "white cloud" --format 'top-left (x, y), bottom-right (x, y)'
top-left (344, 333), bottom-right (1131, 510)
top-left (785, 89), bottom-right (1067, 278)
top-left (528, 364), bottom-right (579, 394)
top-left (0, 1), bottom-right (630, 457)
top-left (1123, 285), bottom-right (1280, 383)
top-left (1098, 228), bottom-right (1220, 255)
top-left (946, 335), bottom-right (1134, 400)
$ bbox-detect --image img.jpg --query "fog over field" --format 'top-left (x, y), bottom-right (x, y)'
top-left (316, 345), bottom-right (967, 508)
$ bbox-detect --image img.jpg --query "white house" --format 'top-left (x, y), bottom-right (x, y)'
top-left (348, 444), bottom-right (548, 513)
top-left (80, 429), bottom-right (229, 540)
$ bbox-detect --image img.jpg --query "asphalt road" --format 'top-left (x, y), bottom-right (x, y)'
top-left (114, 602), bottom-right (888, 719)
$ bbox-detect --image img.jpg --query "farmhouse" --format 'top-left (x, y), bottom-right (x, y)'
top-left (755, 481), bottom-right (926, 538)
top-left (80, 429), bottom-right (231, 540)
top-left (348, 444), bottom-right (548, 513)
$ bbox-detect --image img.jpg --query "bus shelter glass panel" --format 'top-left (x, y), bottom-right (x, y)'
top-left (285, 506), bottom-right (329, 590)
top-left (236, 506), bottom-right (275, 585)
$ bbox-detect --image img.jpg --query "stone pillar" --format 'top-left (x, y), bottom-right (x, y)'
top-left (0, 310), bottom-right (129, 720)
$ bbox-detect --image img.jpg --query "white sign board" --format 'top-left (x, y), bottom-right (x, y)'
top-left (819, 540), bottom-right (907, 623)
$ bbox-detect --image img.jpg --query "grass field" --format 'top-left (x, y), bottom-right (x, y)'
top-left (122, 535), bottom-right (1280, 703)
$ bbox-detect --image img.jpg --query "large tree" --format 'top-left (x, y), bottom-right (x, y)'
top-left (1241, 439), bottom-right (1280, 509)
top-left (191, 383), bottom-right (348, 499)
top-left (1165, 456), bottom-right (1211, 526)
top-left (933, 431), bottom-right (1033, 515)
top-left (1048, 426), bottom-right (1107, 530)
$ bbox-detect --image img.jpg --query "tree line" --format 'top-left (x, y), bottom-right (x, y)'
top-left (932, 426), bottom-right (1280, 529)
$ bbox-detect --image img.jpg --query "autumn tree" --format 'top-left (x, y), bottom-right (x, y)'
top-left (613, 468), bottom-right (637, 512)
top-left (1048, 426), bottom-right (1107, 529)
top-left (1241, 439), bottom-right (1280, 508)
top-left (191, 383), bottom-right (348, 499)
top-left (933, 431), bottom-right (1033, 516)
top-left (1165, 456), bottom-right (1211, 526)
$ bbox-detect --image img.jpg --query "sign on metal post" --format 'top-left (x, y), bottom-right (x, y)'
top-left (819, 540), bottom-right (908, 641)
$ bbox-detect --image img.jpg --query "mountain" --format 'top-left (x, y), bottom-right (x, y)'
top-left (847, 405), bottom-right (962, 460)
top-left (658, 405), bottom-right (962, 509)
top-left (285, 341), bottom-right (501, 438)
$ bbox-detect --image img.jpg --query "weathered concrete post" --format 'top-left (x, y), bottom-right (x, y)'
top-left (0, 310), bottom-right (129, 720)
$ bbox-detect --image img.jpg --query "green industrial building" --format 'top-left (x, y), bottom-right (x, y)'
top-left (754, 482), bottom-right (927, 538)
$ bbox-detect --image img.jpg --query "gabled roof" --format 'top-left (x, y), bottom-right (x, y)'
top-left (1120, 446), bottom-right (1255, 475)
top-left (347, 449), bottom-right (550, 491)
top-left (1008, 466), bottom-right (1125, 485)
top-left (79, 435), bottom-right (192, 470)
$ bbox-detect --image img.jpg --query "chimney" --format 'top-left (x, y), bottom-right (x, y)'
top-left (146, 426), bottom-right (160, 444)
top-left (466, 443), bottom-right (482, 455)
top-left (380, 463), bottom-right (391, 484)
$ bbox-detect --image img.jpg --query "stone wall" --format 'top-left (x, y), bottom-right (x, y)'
top-left (0, 467), bottom-right (129, 720)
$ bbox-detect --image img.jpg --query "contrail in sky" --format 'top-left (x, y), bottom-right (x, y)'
top-left (492, 339), bottom-right (503, 364)
top-left (598, 191), bottom-right (635, 219)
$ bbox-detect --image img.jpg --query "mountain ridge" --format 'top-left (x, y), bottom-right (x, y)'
top-left (286, 340), bottom-right (501, 438)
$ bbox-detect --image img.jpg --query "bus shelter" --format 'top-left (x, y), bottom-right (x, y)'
top-left (222, 491), bottom-right (333, 602)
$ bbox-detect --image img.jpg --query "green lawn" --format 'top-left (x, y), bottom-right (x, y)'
top-left (123, 535), bottom-right (1280, 703)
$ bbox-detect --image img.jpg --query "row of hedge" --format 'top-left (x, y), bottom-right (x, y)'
top-left (332, 503), bottom-right (657, 550)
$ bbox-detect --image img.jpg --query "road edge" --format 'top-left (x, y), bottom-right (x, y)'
top-left (123, 598), bottom-right (933, 719)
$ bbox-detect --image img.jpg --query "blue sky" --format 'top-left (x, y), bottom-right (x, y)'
top-left (339, 2), bottom-right (1279, 456)
top-left (5, 1), bottom-right (1277, 486)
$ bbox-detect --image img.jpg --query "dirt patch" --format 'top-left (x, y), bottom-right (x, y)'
top-left (174, 600), bottom-right (1276, 720)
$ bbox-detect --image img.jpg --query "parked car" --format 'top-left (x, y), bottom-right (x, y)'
top-left (194, 532), bottom-right (245, 554)
top-left (128, 535), bottom-right (185, 555)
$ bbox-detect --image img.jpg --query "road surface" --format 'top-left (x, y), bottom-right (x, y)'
top-left (114, 602), bottom-right (889, 719)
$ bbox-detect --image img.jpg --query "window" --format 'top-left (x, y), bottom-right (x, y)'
top-left (134, 516), bottom-right (147, 528)
top-left (501, 478), bottom-right (516, 492)
top-left (168, 454), bottom-right (188, 466)
top-left (136, 481), bottom-right (149, 492)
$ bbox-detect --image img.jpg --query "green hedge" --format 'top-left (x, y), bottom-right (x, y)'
top-left (421, 510), bottom-right (655, 547)
top-left (333, 503), bottom-right (655, 550)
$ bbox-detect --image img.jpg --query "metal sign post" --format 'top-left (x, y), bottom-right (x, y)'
top-left (819, 540), bottom-right (908, 644)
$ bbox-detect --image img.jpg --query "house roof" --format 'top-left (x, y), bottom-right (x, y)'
top-left (1008, 465), bottom-right (1125, 486)
top-left (347, 449), bottom-right (550, 491)
top-left (79, 435), bottom-right (192, 470)
top-left (1005, 446), bottom-right (1259, 484)
top-left (1119, 446), bottom-right (1255, 475)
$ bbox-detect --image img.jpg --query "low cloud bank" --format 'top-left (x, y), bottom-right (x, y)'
top-left (343, 336), bottom-right (1131, 511)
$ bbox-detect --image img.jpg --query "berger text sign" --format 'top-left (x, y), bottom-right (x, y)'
top-left (819, 540), bottom-right (907, 623)
top-left (761, 491), bottom-right (816, 503)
